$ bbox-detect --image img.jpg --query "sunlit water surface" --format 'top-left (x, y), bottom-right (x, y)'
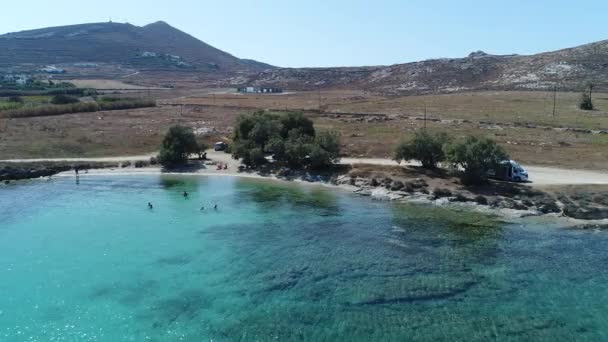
top-left (1, 175), bottom-right (607, 341)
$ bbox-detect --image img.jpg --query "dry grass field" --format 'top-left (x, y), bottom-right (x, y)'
top-left (1, 88), bottom-right (607, 170)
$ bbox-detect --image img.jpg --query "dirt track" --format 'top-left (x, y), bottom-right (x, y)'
top-left (339, 158), bottom-right (608, 186)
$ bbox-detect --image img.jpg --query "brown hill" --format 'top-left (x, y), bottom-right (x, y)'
top-left (238, 40), bottom-right (608, 94)
top-left (0, 21), bottom-right (273, 73)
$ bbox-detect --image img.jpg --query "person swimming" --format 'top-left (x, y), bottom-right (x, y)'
top-left (148, 202), bottom-right (153, 209)
top-left (214, 204), bottom-right (218, 210)
top-left (200, 206), bottom-right (205, 211)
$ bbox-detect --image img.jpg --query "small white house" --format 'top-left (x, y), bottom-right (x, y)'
top-left (40, 66), bottom-right (65, 74)
top-left (15, 76), bottom-right (28, 85)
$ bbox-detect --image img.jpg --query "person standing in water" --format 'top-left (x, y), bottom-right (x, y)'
top-left (183, 191), bottom-right (189, 198)
top-left (214, 204), bottom-right (218, 210)
top-left (148, 202), bottom-right (153, 209)
top-left (200, 205), bottom-right (205, 211)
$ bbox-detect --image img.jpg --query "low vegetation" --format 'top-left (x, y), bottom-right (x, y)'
top-left (232, 111), bottom-right (340, 169)
top-left (0, 97), bottom-right (156, 118)
top-left (2, 102), bottom-right (99, 118)
top-left (97, 99), bottom-right (155, 111)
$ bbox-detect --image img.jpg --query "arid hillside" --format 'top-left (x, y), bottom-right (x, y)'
top-left (239, 40), bottom-right (608, 94)
top-left (0, 21), bottom-right (273, 73)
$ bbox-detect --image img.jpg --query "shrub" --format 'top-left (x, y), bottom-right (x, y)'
top-left (394, 131), bottom-right (450, 169)
top-left (445, 136), bottom-right (509, 185)
top-left (51, 94), bottom-right (79, 105)
top-left (150, 156), bottom-right (158, 165)
top-left (158, 125), bottom-right (199, 167)
top-left (579, 93), bottom-right (594, 110)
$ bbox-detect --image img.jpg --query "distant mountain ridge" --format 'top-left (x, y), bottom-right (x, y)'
top-left (1, 21), bottom-right (607, 93)
top-left (0, 21), bottom-right (273, 73)
top-left (239, 39), bottom-right (608, 94)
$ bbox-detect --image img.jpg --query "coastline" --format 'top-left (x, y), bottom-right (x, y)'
top-left (42, 165), bottom-right (608, 229)
top-left (3, 145), bottom-right (607, 229)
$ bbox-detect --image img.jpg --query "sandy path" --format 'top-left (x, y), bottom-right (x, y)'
top-left (340, 158), bottom-right (608, 186)
top-left (3, 153), bottom-right (608, 186)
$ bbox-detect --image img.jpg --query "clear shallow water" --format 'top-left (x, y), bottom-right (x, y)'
top-left (1, 176), bottom-right (608, 341)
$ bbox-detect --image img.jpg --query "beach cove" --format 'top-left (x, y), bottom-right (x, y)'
top-left (2, 174), bottom-right (608, 340)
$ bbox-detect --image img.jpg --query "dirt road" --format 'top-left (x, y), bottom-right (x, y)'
top-left (340, 158), bottom-right (608, 186)
top-left (2, 154), bottom-right (607, 187)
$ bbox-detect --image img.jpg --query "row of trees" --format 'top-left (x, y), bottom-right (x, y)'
top-left (157, 112), bottom-right (509, 185)
top-left (394, 131), bottom-right (509, 185)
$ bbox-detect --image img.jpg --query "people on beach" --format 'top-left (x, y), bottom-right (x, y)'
top-left (223, 164), bottom-right (228, 170)
top-left (148, 202), bottom-right (153, 209)
top-left (74, 166), bottom-right (79, 175)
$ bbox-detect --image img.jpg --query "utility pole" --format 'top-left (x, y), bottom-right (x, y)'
top-left (423, 102), bottom-right (427, 130)
top-left (552, 86), bottom-right (557, 117)
top-left (318, 86), bottom-right (322, 112)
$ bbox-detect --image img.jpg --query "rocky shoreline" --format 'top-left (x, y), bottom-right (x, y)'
top-left (330, 173), bottom-right (608, 224)
top-left (0, 161), bottom-right (127, 183)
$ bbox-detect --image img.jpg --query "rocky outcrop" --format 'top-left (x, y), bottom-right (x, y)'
top-left (0, 165), bottom-right (71, 182)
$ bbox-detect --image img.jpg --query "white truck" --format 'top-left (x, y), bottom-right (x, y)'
top-left (488, 160), bottom-right (529, 182)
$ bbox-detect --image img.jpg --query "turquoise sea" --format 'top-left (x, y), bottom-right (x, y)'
top-left (1, 175), bottom-right (608, 341)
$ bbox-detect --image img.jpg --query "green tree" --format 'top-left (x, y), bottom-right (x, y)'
top-left (232, 111), bottom-right (339, 169)
top-left (579, 82), bottom-right (595, 110)
top-left (279, 112), bottom-right (315, 138)
top-left (579, 93), bottom-right (594, 110)
top-left (158, 125), bottom-right (199, 167)
top-left (394, 131), bottom-right (450, 169)
top-left (445, 136), bottom-right (509, 185)
top-left (309, 131), bottom-right (341, 169)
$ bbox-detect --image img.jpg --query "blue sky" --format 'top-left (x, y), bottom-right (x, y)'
top-left (2, 0), bottom-right (608, 67)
